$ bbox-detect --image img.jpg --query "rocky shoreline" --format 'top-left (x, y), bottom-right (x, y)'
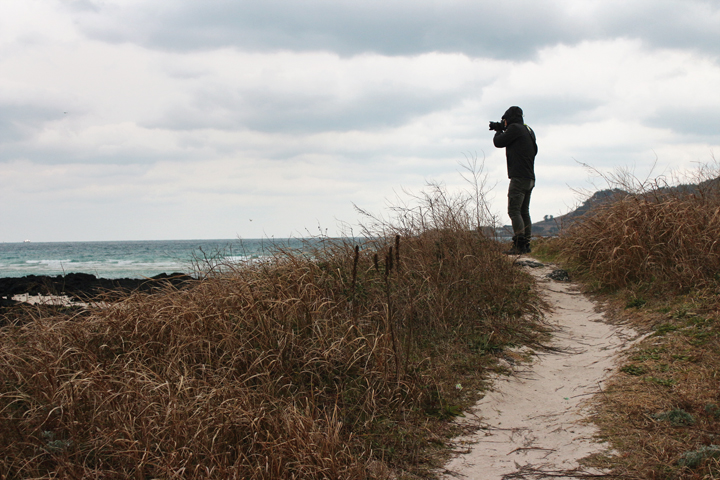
top-left (0, 272), bottom-right (195, 308)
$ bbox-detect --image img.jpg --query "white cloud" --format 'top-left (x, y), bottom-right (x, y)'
top-left (1, 0), bottom-right (720, 242)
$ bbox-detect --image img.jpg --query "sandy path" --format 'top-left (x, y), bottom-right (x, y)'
top-left (442, 259), bottom-right (640, 480)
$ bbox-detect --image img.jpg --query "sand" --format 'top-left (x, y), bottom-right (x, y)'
top-left (441, 258), bottom-right (643, 480)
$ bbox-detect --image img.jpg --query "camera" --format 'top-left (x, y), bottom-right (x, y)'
top-left (489, 121), bottom-right (505, 132)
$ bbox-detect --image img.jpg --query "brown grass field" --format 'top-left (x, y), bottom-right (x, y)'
top-left (0, 176), bottom-right (546, 479)
top-left (539, 164), bottom-right (720, 480)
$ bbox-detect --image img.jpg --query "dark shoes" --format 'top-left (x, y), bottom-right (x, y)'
top-left (504, 243), bottom-right (523, 255)
top-left (504, 237), bottom-right (531, 255)
top-left (521, 238), bottom-right (531, 254)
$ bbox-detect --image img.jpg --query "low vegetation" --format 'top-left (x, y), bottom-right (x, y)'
top-left (0, 168), bottom-right (545, 479)
top-left (539, 164), bottom-right (720, 480)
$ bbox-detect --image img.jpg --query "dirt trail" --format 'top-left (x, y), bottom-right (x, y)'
top-left (442, 259), bottom-right (642, 480)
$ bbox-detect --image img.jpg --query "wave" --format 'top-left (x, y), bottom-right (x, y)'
top-left (0, 238), bottom-right (355, 278)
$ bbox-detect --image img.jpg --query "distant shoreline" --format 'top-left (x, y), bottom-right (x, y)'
top-left (0, 237), bottom-right (320, 280)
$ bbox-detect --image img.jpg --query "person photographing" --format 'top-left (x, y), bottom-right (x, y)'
top-left (490, 106), bottom-right (538, 255)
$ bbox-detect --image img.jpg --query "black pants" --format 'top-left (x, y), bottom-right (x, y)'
top-left (507, 177), bottom-right (535, 240)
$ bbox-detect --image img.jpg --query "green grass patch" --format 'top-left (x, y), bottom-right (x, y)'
top-left (626, 297), bottom-right (647, 309)
top-left (620, 364), bottom-right (647, 376)
top-left (644, 376), bottom-right (676, 387)
top-left (652, 409), bottom-right (695, 426)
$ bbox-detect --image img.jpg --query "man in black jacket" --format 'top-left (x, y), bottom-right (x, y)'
top-left (491, 106), bottom-right (537, 255)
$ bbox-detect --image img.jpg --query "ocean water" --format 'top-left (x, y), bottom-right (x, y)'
top-left (0, 238), bottom-right (313, 279)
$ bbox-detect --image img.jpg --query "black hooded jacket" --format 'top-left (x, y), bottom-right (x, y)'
top-left (493, 107), bottom-right (537, 180)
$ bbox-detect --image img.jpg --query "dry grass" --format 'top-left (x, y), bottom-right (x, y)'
top-left (542, 164), bottom-right (720, 479)
top-left (547, 163), bottom-right (720, 295)
top-left (587, 295), bottom-right (720, 480)
top-left (0, 173), bottom-right (544, 479)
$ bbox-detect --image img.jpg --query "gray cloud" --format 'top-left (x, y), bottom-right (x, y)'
top-left (70, 0), bottom-right (578, 59)
top-left (0, 143), bottom-right (179, 166)
top-left (69, 0), bottom-right (720, 59)
top-left (594, 1), bottom-right (720, 56)
top-left (647, 107), bottom-right (720, 138)
top-left (147, 83), bottom-right (465, 133)
top-left (485, 97), bottom-right (602, 125)
top-left (0, 104), bottom-right (65, 144)
top-left (60, 0), bottom-right (100, 13)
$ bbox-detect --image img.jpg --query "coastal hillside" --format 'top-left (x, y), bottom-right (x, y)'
top-left (4, 167), bottom-right (717, 479)
top-left (529, 188), bottom-right (625, 237)
top-left (539, 168), bottom-right (720, 479)
top-left (529, 175), bottom-right (720, 237)
top-left (0, 182), bottom-right (545, 479)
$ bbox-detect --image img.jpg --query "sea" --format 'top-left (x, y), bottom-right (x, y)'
top-left (0, 238), bottom-right (314, 279)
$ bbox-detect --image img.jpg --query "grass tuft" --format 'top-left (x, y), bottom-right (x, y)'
top-left (678, 445), bottom-right (720, 469)
top-left (651, 408), bottom-right (695, 426)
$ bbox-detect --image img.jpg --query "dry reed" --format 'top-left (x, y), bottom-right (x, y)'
top-left (0, 167), bottom-right (543, 479)
top-left (552, 165), bottom-right (720, 295)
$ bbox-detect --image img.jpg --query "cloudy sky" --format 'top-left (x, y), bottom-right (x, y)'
top-left (1, 0), bottom-right (719, 242)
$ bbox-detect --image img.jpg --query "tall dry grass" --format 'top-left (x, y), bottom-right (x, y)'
top-left (546, 163), bottom-right (720, 479)
top-left (553, 164), bottom-right (720, 294)
top-left (0, 167), bottom-right (542, 479)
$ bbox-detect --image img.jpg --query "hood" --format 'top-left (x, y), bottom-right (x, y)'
top-left (502, 106), bottom-right (524, 125)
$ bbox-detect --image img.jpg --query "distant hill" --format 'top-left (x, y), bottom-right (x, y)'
top-left (529, 188), bottom-right (626, 237)
top-left (511, 176), bottom-right (720, 237)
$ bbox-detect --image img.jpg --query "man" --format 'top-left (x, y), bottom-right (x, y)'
top-left (491, 106), bottom-right (537, 255)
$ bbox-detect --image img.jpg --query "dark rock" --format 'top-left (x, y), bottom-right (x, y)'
top-left (547, 269), bottom-right (570, 282)
top-left (517, 259), bottom-right (544, 268)
top-left (0, 272), bottom-right (196, 301)
top-left (0, 297), bottom-right (19, 308)
top-left (150, 272), bottom-right (194, 283)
